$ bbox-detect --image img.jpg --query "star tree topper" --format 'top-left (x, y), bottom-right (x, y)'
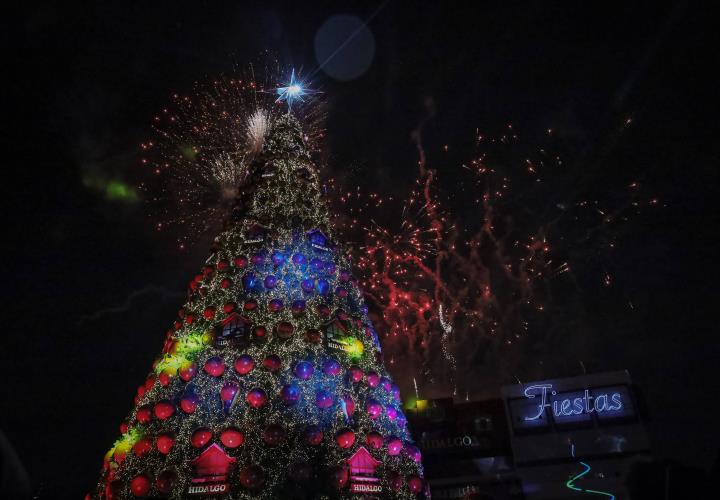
top-left (275, 69), bottom-right (318, 109)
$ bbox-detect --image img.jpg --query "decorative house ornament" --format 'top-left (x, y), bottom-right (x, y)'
top-left (244, 224), bottom-right (266, 244)
top-left (187, 443), bottom-right (236, 496)
top-left (214, 313), bottom-right (251, 348)
top-left (347, 447), bottom-right (382, 494)
top-left (307, 229), bottom-right (331, 251)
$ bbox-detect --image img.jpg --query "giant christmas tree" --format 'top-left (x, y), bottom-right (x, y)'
top-left (90, 89), bottom-right (427, 499)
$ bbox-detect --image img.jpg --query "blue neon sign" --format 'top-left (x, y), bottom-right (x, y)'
top-left (510, 384), bottom-right (634, 429)
top-left (523, 384), bottom-right (624, 421)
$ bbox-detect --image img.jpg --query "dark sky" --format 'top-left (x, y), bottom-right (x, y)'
top-left (4, 1), bottom-right (718, 497)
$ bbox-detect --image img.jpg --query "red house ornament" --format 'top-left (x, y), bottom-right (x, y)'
top-left (187, 443), bottom-right (236, 496)
top-left (347, 446), bottom-right (382, 494)
top-left (214, 313), bottom-right (251, 348)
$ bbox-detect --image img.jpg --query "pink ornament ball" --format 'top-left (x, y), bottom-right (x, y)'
top-left (366, 399), bottom-right (383, 419)
top-left (405, 444), bottom-right (422, 462)
top-left (366, 371), bottom-right (380, 387)
top-left (387, 437), bottom-right (403, 456)
top-left (386, 406), bottom-right (398, 421)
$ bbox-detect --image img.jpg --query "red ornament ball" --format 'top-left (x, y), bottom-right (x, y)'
top-left (234, 354), bottom-right (255, 375)
top-left (156, 434), bottom-right (175, 455)
top-left (388, 472), bottom-right (403, 491)
top-left (203, 307), bottom-right (216, 320)
top-left (365, 431), bottom-right (384, 450)
top-left (304, 425), bottom-right (324, 446)
top-left (223, 302), bottom-right (237, 314)
top-left (204, 356), bottom-right (225, 377)
top-left (220, 278), bottom-right (231, 289)
top-left (263, 424), bottom-right (286, 447)
top-left (220, 382), bottom-right (239, 403)
top-left (335, 428), bottom-right (356, 449)
top-left (179, 362), bottom-right (197, 382)
top-left (155, 469), bottom-right (177, 494)
top-left (136, 406), bottom-right (152, 424)
top-left (304, 329), bottom-right (321, 344)
top-left (243, 299), bottom-right (258, 311)
top-left (332, 466), bottom-right (349, 489)
top-left (347, 366), bottom-right (363, 383)
top-left (407, 475), bottom-right (424, 494)
top-left (220, 428), bottom-right (245, 448)
top-left (179, 393), bottom-right (199, 414)
top-left (276, 321), bottom-right (294, 339)
top-left (342, 395), bottom-right (355, 416)
top-left (289, 461), bottom-right (312, 482)
top-left (190, 428), bottom-right (212, 448)
top-left (129, 475), bottom-right (150, 497)
top-left (253, 325), bottom-right (267, 339)
top-left (158, 372), bottom-right (171, 387)
top-left (246, 388), bottom-right (267, 409)
top-left (234, 256), bottom-right (248, 268)
top-left (239, 465), bottom-right (265, 490)
top-left (132, 438), bottom-right (152, 457)
top-left (153, 400), bottom-right (175, 420)
top-left (262, 355), bottom-right (282, 372)
top-left (119, 422), bottom-right (128, 434)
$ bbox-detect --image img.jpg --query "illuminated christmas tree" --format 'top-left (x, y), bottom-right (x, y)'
top-left (90, 81), bottom-right (426, 499)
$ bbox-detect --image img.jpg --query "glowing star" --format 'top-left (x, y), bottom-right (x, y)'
top-left (275, 70), bottom-right (314, 108)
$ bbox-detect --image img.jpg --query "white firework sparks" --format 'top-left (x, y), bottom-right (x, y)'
top-left (246, 109), bottom-right (270, 154)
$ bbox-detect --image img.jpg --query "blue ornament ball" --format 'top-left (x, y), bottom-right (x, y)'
top-left (294, 361), bottom-right (314, 380)
top-left (264, 275), bottom-right (278, 289)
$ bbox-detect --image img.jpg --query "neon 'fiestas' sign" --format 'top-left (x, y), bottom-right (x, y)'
top-left (523, 384), bottom-right (623, 421)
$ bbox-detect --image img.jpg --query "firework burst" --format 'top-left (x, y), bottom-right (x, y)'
top-left (330, 123), bottom-right (661, 396)
top-left (138, 66), bottom-right (323, 247)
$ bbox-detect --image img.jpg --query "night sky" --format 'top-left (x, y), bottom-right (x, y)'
top-left (4, 1), bottom-right (718, 497)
